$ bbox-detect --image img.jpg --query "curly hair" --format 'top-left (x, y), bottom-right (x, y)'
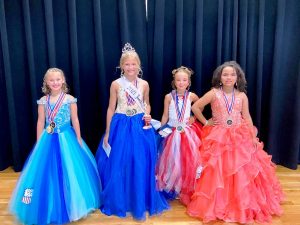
top-left (171, 66), bottom-right (194, 90)
top-left (42, 68), bottom-right (69, 94)
top-left (211, 61), bottom-right (247, 92)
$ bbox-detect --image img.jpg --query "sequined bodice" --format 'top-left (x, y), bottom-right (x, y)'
top-left (37, 97), bottom-right (77, 129)
top-left (115, 78), bottom-right (144, 114)
top-left (168, 92), bottom-right (191, 127)
top-left (211, 88), bottom-right (243, 126)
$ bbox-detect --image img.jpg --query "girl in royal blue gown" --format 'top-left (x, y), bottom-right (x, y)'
top-left (96, 43), bottom-right (169, 220)
top-left (9, 68), bottom-right (101, 225)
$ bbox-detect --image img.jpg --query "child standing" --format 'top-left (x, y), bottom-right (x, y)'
top-left (187, 61), bottom-right (284, 223)
top-left (9, 68), bottom-right (101, 225)
top-left (96, 43), bottom-right (169, 220)
top-left (156, 66), bottom-right (202, 205)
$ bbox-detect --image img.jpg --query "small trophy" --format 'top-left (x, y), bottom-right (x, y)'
top-left (143, 102), bottom-right (152, 129)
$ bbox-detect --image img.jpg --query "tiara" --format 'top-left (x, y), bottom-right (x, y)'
top-left (122, 43), bottom-right (135, 53)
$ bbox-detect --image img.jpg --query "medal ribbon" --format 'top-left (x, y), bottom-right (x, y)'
top-left (121, 77), bottom-right (145, 112)
top-left (221, 87), bottom-right (235, 114)
top-left (46, 92), bottom-right (66, 122)
top-left (171, 90), bottom-right (188, 122)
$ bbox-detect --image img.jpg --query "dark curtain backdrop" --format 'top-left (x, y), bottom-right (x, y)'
top-left (0, 0), bottom-right (299, 171)
top-left (147, 0), bottom-right (300, 169)
top-left (0, 0), bottom-right (148, 171)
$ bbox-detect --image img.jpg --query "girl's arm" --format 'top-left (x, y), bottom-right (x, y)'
top-left (143, 81), bottom-right (152, 124)
top-left (160, 94), bottom-right (171, 126)
top-left (103, 81), bottom-right (118, 146)
top-left (70, 96), bottom-right (82, 146)
top-left (36, 103), bottom-right (45, 141)
top-left (190, 92), bottom-right (199, 103)
top-left (188, 92), bottom-right (199, 124)
top-left (192, 89), bottom-right (215, 125)
top-left (241, 93), bottom-right (253, 126)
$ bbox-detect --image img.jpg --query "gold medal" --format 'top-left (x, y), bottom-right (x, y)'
top-left (46, 125), bottom-right (54, 134)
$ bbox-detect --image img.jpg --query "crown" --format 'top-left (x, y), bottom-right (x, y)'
top-left (122, 43), bottom-right (135, 53)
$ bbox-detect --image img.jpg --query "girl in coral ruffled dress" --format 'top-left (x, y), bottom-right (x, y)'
top-left (188, 61), bottom-right (284, 224)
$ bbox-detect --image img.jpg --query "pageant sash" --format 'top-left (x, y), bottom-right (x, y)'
top-left (118, 77), bottom-right (145, 112)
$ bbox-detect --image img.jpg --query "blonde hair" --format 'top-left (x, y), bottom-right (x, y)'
top-left (119, 51), bottom-right (142, 76)
top-left (42, 68), bottom-right (69, 94)
top-left (171, 66), bottom-right (194, 90)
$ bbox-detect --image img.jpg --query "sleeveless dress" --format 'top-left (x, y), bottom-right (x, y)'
top-left (9, 97), bottom-right (101, 225)
top-left (187, 88), bottom-right (284, 224)
top-left (156, 91), bottom-right (202, 205)
top-left (96, 78), bottom-right (169, 220)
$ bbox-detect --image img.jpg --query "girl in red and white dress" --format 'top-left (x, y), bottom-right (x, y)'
top-left (156, 66), bottom-right (202, 205)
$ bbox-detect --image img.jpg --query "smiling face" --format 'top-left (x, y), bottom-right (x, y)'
top-left (121, 56), bottom-right (139, 79)
top-left (220, 66), bottom-right (237, 88)
top-left (174, 71), bottom-right (190, 93)
top-left (45, 71), bottom-right (65, 93)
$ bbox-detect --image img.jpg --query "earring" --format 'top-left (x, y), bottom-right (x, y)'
top-left (219, 82), bottom-right (223, 86)
top-left (121, 70), bottom-right (125, 76)
top-left (138, 68), bottom-right (143, 77)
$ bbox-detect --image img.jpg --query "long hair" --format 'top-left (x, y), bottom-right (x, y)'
top-left (42, 68), bottom-right (69, 94)
top-left (211, 61), bottom-right (247, 93)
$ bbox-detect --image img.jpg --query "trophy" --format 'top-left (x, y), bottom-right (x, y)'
top-left (143, 102), bottom-right (152, 129)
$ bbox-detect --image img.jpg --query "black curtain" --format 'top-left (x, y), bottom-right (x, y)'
top-left (1, 0), bottom-right (299, 171)
top-left (0, 0), bottom-right (148, 171)
top-left (147, 0), bottom-right (300, 169)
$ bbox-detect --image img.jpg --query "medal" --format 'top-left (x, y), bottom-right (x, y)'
top-left (46, 125), bottom-right (54, 134)
top-left (176, 124), bottom-right (185, 133)
top-left (221, 87), bottom-right (235, 126)
top-left (172, 90), bottom-right (188, 132)
top-left (46, 92), bottom-right (65, 134)
top-left (226, 118), bottom-right (233, 125)
top-left (50, 121), bottom-right (56, 128)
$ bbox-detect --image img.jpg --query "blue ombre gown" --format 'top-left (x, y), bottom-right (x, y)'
top-left (96, 78), bottom-right (169, 220)
top-left (10, 96), bottom-right (101, 225)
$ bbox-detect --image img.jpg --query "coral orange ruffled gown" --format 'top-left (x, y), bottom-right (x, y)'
top-left (187, 88), bottom-right (284, 224)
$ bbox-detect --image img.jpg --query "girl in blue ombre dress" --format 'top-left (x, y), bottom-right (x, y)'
top-left (96, 43), bottom-right (169, 220)
top-left (10, 68), bottom-right (101, 225)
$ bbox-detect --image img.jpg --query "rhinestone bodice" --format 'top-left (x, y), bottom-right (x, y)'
top-left (211, 88), bottom-right (243, 127)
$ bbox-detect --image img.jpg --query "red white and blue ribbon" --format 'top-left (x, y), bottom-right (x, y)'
top-left (221, 87), bottom-right (235, 114)
top-left (171, 90), bottom-right (188, 122)
top-left (46, 92), bottom-right (66, 123)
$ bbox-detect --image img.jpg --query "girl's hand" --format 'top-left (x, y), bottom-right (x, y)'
top-left (205, 118), bottom-right (217, 126)
top-left (143, 114), bottom-right (152, 124)
top-left (103, 133), bottom-right (109, 147)
top-left (188, 116), bottom-right (195, 125)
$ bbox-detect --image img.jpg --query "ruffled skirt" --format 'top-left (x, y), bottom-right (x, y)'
top-left (10, 126), bottom-right (101, 225)
top-left (96, 113), bottom-right (169, 220)
top-left (187, 124), bottom-right (284, 224)
top-left (156, 121), bottom-right (202, 205)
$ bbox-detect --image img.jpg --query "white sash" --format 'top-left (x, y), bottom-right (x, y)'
top-left (118, 77), bottom-right (145, 112)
